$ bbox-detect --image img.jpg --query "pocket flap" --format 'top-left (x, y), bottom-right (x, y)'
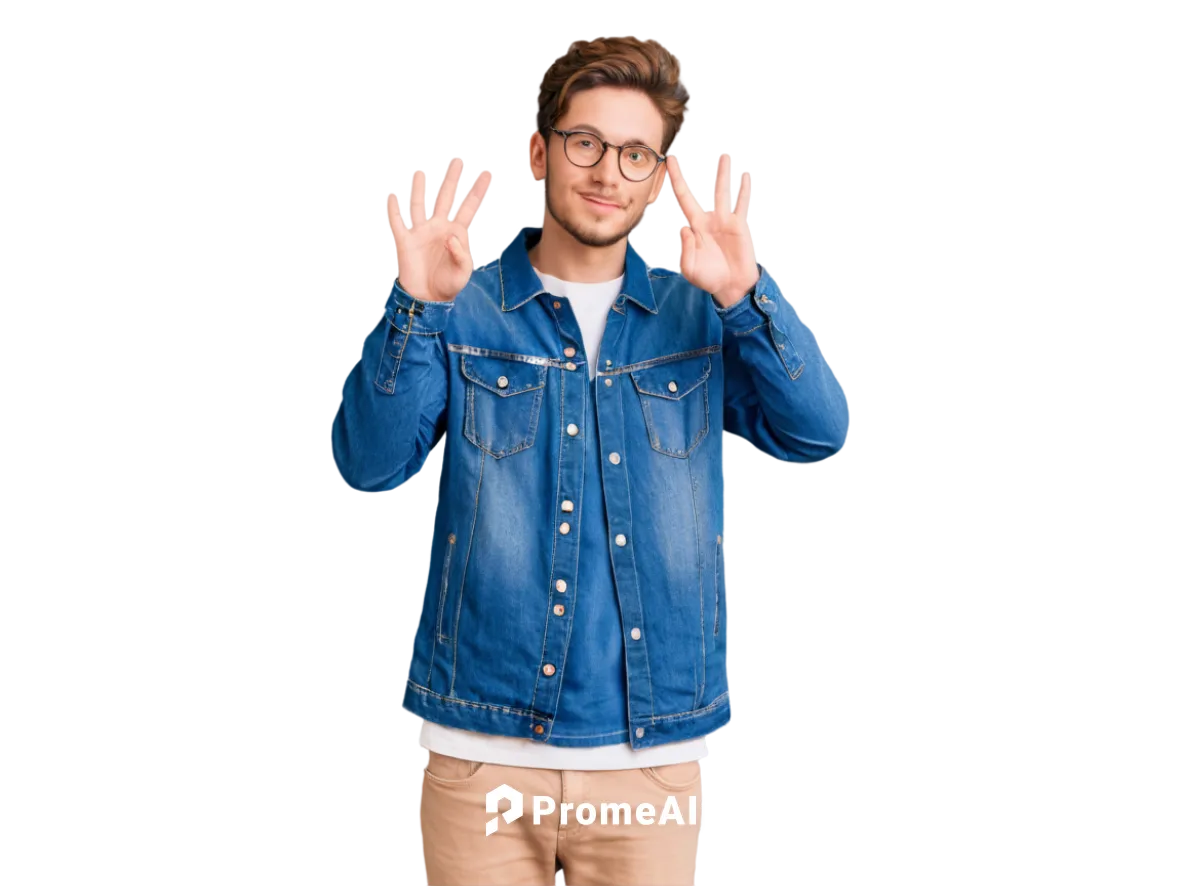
top-left (630, 355), bottom-right (710, 400)
top-left (461, 354), bottom-right (547, 396)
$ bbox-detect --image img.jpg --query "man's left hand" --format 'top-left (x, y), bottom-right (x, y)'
top-left (667, 153), bottom-right (760, 308)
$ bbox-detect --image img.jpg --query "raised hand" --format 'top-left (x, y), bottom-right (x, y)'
top-left (666, 154), bottom-right (760, 308)
top-left (387, 158), bottom-right (492, 302)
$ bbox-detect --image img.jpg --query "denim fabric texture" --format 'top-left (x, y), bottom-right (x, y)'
top-left (332, 226), bottom-right (848, 749)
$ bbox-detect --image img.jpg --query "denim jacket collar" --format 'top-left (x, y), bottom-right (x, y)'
top-left (498, 225), bottom-right (659, 315)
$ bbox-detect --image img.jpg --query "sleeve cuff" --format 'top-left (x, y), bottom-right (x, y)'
top-left (712, 262), bottom-right (768, 329)
top-left (387, 277), bottom-right (456, 334)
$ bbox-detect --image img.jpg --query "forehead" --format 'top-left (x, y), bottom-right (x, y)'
top-left (559, 86), bottom-right (664, 146)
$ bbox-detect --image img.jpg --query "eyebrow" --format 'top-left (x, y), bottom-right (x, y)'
top-left (567, 123), bottom-right (657, 148)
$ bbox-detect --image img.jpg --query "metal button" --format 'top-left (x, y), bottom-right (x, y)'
top-left (631, 627), bottom-right (641, 640)
top-left (497, 376), bottom-right (509, 388)
top-left (668, 380), bottom-right (677, 392)
top-left (543, 663), bottom-right (556, 676)
top-left (448, 533), bottom-right (456, 543)
top-left (605, 359), bottom-right (612, 365)
top-left (567, 423), bottom-right (579, 436)
top-left (553, 300), bottom-right (561, 309)
top-left (564, 347), bottom-right (576, 357)
top-left (609, 452), bottom-right (620, 464)
top-left (565, 361), bottom-right (576, 370)
top-left (635, 727), bottom-right (644, 738)
top-left (553, 604), bottom-right (565, 616)
top-left (555, 579), bottom-right (567, 592)
top-left (561, 500), bottom-right (574, 512)
top-left (534, 724), bottom-right (545, 734)
top-left (604, 377), bottom-right (612, 386)
top-left (615, 534), bottom-right (626, 546)
top-left (559, 522), bottom-right (570, 535)
top-left (760, 294), bottom-right (769, 302)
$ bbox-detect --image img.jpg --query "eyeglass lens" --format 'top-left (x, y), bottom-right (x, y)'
top-left (564, 132), bottom-right (658, 181)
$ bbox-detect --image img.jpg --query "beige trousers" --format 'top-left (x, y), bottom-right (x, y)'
top-left (420, 749), bottom-right (703, 885)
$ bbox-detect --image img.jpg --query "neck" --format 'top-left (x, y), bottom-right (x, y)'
top-left (528, 213), bottom-right (627, 283)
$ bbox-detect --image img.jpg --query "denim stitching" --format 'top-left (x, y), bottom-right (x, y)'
top-left (407, 680), bottom-right (543, 720)
top-left (687, 461), bottom-right (705, 708)
top-left (448, 449), bottom-right (484, 697)
top-left (601, 344), bottom-right (721, 375)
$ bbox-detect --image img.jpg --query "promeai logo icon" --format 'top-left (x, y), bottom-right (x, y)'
top-left (486, 784), bottom-right (524, 836)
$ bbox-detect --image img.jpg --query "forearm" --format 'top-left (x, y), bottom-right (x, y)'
top-left (332, 278), bottom-right (454, 491)
top-left (714, 263), bottom-right (849, 461)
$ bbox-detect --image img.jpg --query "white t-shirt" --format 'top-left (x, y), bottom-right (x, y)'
top-left (418, 264), bottom-right (709, 769)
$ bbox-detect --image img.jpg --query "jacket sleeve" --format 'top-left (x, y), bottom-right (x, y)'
top-left (332, 277), bottom-right (455, 491)
top-left (711, 263), bottom-right (849, 461)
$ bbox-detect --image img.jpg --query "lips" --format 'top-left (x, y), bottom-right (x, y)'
top-left (580, 193), bottom-right (620, 208)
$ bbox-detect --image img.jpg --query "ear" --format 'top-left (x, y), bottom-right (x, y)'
top-left (529, 132), bottom-right (547, 182)
top-left (645, 161), bottom-right (668, 205)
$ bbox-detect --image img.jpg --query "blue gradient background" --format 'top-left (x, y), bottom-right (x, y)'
top-left (0, 3), bottom-right (1172, 883)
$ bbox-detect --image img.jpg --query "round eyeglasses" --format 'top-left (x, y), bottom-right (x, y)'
top-left (548, 126), bottom-right (666, 182)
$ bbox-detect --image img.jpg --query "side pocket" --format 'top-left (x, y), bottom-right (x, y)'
top-left (714, 533), bottom-right (723, 636)
top-left (435, 532), bottom-right (457, 642)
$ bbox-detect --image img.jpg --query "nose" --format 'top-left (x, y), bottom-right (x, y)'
top-left (591, 146), bottom-right (625, 190)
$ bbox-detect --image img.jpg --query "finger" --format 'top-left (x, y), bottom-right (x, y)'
top-left (433, 158), bottom-right (462, 220)
top-left (735, 172), bottom-right (751, 219)
top-left (387, 193), bottom-right (408, 241)
top-left (453, 170), bottom-right (492, 228)
top-left (410, 170), bottom-right (427, 226)
top-left (715, 154), bottom-right (731, 216)
top-left (666, 155), bottom-right (704, 225)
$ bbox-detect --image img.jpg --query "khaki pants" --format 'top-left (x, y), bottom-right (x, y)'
top-left (420, 750), bottom-right (703, 885)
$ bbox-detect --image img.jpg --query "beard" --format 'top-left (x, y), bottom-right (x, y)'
top-left (544, 149), bottom-right (647, 248)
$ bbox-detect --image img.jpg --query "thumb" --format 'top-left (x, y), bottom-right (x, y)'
top-left (680, 227), bottom-right (696, 275)
top-left (446, 234), bottom-right (468, 265)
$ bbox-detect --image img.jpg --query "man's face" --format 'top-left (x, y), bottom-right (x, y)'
top-left (531, 86), bottom-right (668, 248)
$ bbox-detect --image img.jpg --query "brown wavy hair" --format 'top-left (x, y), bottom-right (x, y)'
top-left (536, 36), bottom-right (690, 157)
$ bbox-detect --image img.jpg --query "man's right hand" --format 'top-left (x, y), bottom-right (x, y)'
top-left (387, 158), bottom-right (492, 303)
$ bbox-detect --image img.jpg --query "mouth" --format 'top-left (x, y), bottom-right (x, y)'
top-left (581, 193), bottom-right (621, 212)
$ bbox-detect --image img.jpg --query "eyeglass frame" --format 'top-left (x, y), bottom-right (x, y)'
top-left (547, 126), bottom-right (667, 182)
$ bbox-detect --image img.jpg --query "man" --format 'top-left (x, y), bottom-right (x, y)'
top-left (332, 36), bottom-right (848, 886)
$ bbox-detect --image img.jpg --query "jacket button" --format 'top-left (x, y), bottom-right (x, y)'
top-left (534, 724), bottom-right (545, 734)
top-left (553, 604), bottom-right (564, 616)
top-left (555, 579), bottom-right (567, 592)
top-left (559, 522), bottom-right (570, 534)
top-left (496, 376), bottom-right (509, 388)
top-left (605, 359), bottom-right (612, 366)
top-left (567, 423), bottom-right (579, 436)
top-left (631, 627), bottom-right (641, 640)
top-left (543, 663), bottom-right (556, 676)
top-left (564, 347), bottom-right (576, 357)
top-left (615, 534), bottom-right (627, 546)
top-left (717, 534), bottom-right (722, 543)
top-left (561, 500), bottom-right (574, 512)
top-left (609, 452), bottom-right (620, 464)
top-left (668, 380), bottom-right (678, 392)
top-left (604, 377), bottom-right (612, 386)
top-left (553, 300), bottom-right (561, 309)
top-left (448, 533), bottom-right (456, 543)
top-left (635, 727), bottom-right (644, 738)
top-left (565, 361), bottom-right (576, 370)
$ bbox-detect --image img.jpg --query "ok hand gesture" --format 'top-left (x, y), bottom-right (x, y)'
top-left (387, 158), bottom-right (492, 303)
top-left (667, 154), bottom-right (760, 308)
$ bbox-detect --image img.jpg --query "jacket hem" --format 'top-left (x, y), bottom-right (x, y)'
top-left (403, 680), bottom-right (732, 749)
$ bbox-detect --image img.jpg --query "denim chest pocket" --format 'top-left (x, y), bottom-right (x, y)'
top-left (629, 355), bottom-right (711, 457)
top-left (460, 353), bottom-right (547, 458)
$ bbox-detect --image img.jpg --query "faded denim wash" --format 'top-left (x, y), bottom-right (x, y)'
top-left (332, 226), bottom-right (848, 749)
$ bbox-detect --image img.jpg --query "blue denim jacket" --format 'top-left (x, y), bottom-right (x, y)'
top-left (332, 226), bottom-right (848, 749)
